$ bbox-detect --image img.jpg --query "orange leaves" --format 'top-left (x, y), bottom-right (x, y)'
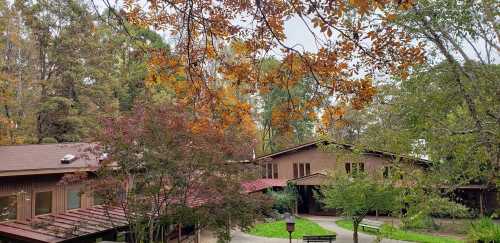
top-left (123, 0), bottom-right (426, 138)
top-left (349, 0), bottom-right (370, 15)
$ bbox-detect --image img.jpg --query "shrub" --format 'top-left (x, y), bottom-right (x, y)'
top-left (268, 183), bottom-right (297, 214)
top-left (467, 218), bottom-right (500, 243)
top-left (402, 212), bottom-right (436, 230)
top-left (41, 137), bottom-right (58, 143)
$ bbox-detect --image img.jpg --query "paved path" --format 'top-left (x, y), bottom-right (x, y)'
top-left (228, 216), bottom-right (412, 243)
top-left (304, 216), bottom-right (411, 243)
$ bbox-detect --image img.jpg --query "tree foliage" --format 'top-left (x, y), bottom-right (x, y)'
top-left (92, 102), bottom-right (270, 242)
top-left (122, 0), bottom-right (425, 136)
top-left (320, 172), bottom-right (399, 243)
top-left (0, 0), bottom-right (168, 144)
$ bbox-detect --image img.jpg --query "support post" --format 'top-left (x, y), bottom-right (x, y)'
top-left (479, 190), bottom-right (484, 216)
top-left (178, 223), bottom-right (182, 243)
top-left (195, 222), bottom-right (201, 243)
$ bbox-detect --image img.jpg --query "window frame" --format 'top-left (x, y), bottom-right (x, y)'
top-left (299, 163), bottom-right (305, 177)
top-left (272, 164), bottom-right (278, 179)
top-left (0, 194), bottom-right (17, 221)
top-left (66, 188), bottom-right (82, 210)
top-left (34, 191), bottom-right (53, 216)
top-left (266, 163), bottom-right (273, 179)
top-left (345, 163), bottom-right (351, 174)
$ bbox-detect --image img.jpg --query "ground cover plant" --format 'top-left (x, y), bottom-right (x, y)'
top-left (248, 217), bottom-right (334, 239)
top-left (336, 219), bottom-right (463, 243)
top-left (467, 217), bottom-right (500, 243)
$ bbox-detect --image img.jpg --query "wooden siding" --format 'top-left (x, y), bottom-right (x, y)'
top-left (255, 146), bottom-right (424, 181)
top-left (0, 174), bottom-right (95, 222)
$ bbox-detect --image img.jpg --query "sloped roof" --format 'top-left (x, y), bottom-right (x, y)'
top-left (255, 139), bottom-right (430, 166)
top-left (0, 143), bottom-right (99, 177)
top-left (288, 171), bottom-right (329, 186)
top-left (241, 178), bottom-right (287, 193)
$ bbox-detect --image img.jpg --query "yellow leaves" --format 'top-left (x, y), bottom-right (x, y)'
top-left (385, 13), bottom-right (397, 22)
top-left (231, 41), bottom-right (249, 55)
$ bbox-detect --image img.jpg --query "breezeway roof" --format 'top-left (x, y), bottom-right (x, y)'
top-left (0, 205), bottom-right (127, 243)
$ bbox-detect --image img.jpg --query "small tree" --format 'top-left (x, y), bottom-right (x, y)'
top-left (319, 172), bottom-right (398, 243)
top-left (268, 182), bottom-right (298, 214)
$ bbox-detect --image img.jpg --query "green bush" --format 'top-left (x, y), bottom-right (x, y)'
top-left (41, 137), bottom-right (58, 143)
top-left (467, 218), bottom-right (500, 243)
top-left (402, 211), bottom-right (436, 230)
top-left (267, 183), bottom-right (297, 214)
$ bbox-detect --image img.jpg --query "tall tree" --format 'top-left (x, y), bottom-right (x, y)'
top-left (0, 0), bottom-right (169, 144)
top-left (121, 0), bottom-right (425, 136)
top-left (390, 0), bottom-right (500, 171)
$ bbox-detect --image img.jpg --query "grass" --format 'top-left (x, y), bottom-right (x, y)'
top-left (336, 219), bottom-right (463, 243)
top-left (247, 217), bottom-right (335, 239)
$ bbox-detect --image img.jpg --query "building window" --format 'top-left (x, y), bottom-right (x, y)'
top-left (0, 195), bottom-right (17, 221)
top-left (383, 166), bottom-right (391, 178)
top-left (35, 191), bottom-right (52, 215)
top-left (93, 192), bottom-right (105, 205)
top-left (262, 163), bottom-right (278, 179)
top-left (267, 163), bottom-right (273, 178)
top-left (294, 163), bottom-right (310, 178)
top-left (67, 189), bottom-right (81, 210)
top-left (345, 162), bottom-right (365, 175)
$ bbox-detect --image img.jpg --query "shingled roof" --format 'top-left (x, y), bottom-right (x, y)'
top-left (0, 205), bottom-right (127, 243)
top-left (0, 143), bottom-right (99, 177)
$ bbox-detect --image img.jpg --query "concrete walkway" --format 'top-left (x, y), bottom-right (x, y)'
top-left (227, 216), bottom-right (412, 243)
top-left (304, 216), bottom-right (411, 243)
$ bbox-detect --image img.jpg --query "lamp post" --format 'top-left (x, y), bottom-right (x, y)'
top-left (284, 213), bottom-right (295, 243)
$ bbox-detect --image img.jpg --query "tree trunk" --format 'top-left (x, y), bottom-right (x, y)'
top-left (353, 221), bottom-right (359, 243)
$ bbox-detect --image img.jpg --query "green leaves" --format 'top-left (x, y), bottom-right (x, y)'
top-left (319, 172), bottom-right (399, 218)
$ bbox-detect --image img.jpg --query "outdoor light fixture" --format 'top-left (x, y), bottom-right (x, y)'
top-left (284, 212), bottom-right (295, 243)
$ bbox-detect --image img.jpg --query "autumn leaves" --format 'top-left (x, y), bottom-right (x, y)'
top-left (124, 0), bottom-right (425, 135)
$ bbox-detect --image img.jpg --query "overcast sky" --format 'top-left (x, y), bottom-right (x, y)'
top-left (95, 0), bottom-right (498, 64)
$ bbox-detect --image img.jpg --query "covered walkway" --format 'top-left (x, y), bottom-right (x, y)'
top-left (0, 205), bottom-right (127, 243)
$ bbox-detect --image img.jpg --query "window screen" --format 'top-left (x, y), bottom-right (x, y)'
top-left (305, 163), bottom-right (311, 176)
top-left (67, 190), bottom-right (81, 210)
top-left (299, 163), bottom-right (304, 177)
top-left (273, 164), bottom-right (278, 179)
top-left (0, 195), bottom-right (17, 221)
top-left (293, 163), bottom-right (298, 178)
top-left (35, 191), bottom-right (52, 215)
